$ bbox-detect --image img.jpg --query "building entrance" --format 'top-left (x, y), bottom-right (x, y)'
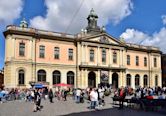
top-left (88, 71), bottom-right (96, 88)
top-left (112, 73), bottom-right (118, 88)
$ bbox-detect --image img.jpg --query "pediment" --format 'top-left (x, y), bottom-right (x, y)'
top-left (82, 33), bottom-right (124, 46)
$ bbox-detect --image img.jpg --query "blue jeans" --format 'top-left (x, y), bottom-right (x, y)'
top-left (90, 101), bottom-right (96, 109)
top-left (76, 96), bottom-right (80, 103)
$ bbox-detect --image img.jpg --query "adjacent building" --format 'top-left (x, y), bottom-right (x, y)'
top-left (0, 69), bottom-right (4, 88)
top-left (3, 9), bottom-right (162, 89)
top-left (161, 54), bottom-right (166, 87)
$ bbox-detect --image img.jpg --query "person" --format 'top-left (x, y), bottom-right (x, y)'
top-left (119, 87), bottom-right (126, 109)
top-left (89, 88), bottom-right (98, 109)
top-left (76, 88), bottom-right (81, 103)
top-left (33, 89), bottom-right (41, 112)
top-left (64, 89), bottom-right (68, 101)
top-left (48, 89), bottom-right (54, 103)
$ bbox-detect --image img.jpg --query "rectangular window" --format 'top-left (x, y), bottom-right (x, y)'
top-left (90, 49), bottom-right (94, 62)
top-left (19, 43), bottom-right (25, 56)
top-left (154, 57), bottom-right (157, 67)
top-left (144, 57), bottom-right (147, 67)
top-left (68, 48), bottom-right (73, 60)
top-left (127, 55), bottom-right (130, 65)
top-left (113, 52), bottom-right (117, 64)
top-left (54, 47), bottom-right (59, 59)
top-left (39, 45), bottom-right (45, 58)
top-left (102, 49), bottom-right (106, 63)
top-left (136, 56), bottom-right (139, 66)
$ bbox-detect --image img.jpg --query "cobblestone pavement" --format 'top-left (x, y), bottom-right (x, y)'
top-left (0, 96), bottom-right (165, 116)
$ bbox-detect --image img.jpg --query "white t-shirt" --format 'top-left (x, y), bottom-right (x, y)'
top-left (76, 89), bottom-right (81, 96)
top-left (90, 91), bottom-right (98, 101)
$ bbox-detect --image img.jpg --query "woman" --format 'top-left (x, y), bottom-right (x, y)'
top-left (48, 89), bottom-right (54, 103)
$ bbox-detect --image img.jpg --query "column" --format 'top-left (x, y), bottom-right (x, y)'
top-left (84, 69), bottom-right (88, 88)
top-left (119, 50), bottom-right (122, 67)
top-left (140, 75), bottom-right (143, 88)
top-left (47, 69), bottom-right (52, 88)
top-left (81, 44), bottom-right (84, 63)
top-left (97, 47), bottom-right (100, 65)
top-left (109, 70), bottom-right (112, 84)
top-left (119, 72), bottom-right (122, 87)
top-left (122, 71), bottom-right (125, 87)
top-left (85, 45), bottom-right (88, 64)
top-left (109, 48), bottom-right (111, 66)
top-left (131, 75), bottom-right (135, 89)
top-left (96, 70), bottom-right (100, 86)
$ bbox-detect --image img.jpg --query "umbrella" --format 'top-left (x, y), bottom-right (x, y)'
top-left (34, 83), bottom-right (43, 88)
top-left (53, 83), bottom-right (73, 87)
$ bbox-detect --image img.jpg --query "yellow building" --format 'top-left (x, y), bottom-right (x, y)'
top-left (3, 9), bottom-right (162, 89)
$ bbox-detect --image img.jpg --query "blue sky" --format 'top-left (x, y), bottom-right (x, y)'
top-left (0, 0), bottom-right (166, 69)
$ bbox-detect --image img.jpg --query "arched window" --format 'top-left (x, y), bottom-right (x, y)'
top-left (18, 70), bottom-right (25, 85)
top-left (135, 74), bottom-right (140, 88)
top-left (143, 75), bottom-right (148, 87)
top-left (67, 71), bottom-right (74, 85)
top-left (53, 70), bottom-right (61, 84)
top-left (126, 74), bottom-right (131, 87)
top-left (37, 70), bottom-right (46, 82)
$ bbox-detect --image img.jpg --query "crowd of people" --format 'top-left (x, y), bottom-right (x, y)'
top-left (0, 86), bottom-right (166, 112)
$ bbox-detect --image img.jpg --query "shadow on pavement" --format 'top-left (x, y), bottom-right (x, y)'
top-left (60, 107), bottom-right (166, 116)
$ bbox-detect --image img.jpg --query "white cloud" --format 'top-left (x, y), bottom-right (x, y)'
top-left (30, 0), bottom-right (133, 33)
top-left (0, 0), bottom-right (23, 26)
top-left (120, 27), bottom-right (166, 53)
top-left (162, 15), bottom-right (166, 25)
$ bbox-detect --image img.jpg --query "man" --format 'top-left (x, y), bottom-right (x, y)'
top-left (90, 88), bottom-right (98, 109)
top-left (33, 89), bottom-right (41, 112)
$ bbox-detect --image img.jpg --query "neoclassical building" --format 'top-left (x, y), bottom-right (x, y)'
top-left (3, 9), bottom-right (162, 89)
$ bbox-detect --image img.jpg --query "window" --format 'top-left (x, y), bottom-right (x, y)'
top-left (102, 49), bottom-right (106, 63)
top-left (39, 45), bottom-right (45, 58)
top-left (18, 70), bottom-right (24, 85)
top-left (144, 75), bottom-right (148, 87)
top-left (113, 51), bottom-right (117, 64)
top-left (136, 56), bottom-right (139, 66)
top-left (37, 70), bottom-right (46, 82)
top-left (68, 48), bottom-right (73, 60)
top-left (90, 49), bottom-right (94, 62)
top-left (135, 74), bottom-right (140, 88)
top-left (67, 71), bottom-right (74, 85)
top-left (19, 43), bottom-right (25, 56)
top-left (54, 47), bottom-right (59, 59)
top-left (144, 57), bottom-right (147, 67)
top-left (53, 70), bottom-right (61, 84)
top-left (126, 74), bottom-right (131, 87)
top-left (127, 55), bottom-right (130, 65)
top-left (154, 58), bottom-right (157, 67)
top-left (155, 75), bottom-right (158, 86)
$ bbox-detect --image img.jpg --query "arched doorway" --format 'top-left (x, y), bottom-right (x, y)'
top-left (88, 71), bottom-right (96, 88)
top-left (112, 73), bottom-right (118, 88)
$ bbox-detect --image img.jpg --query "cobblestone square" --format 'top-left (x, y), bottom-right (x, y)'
top-left (0, 96), bottom-right (165, 116)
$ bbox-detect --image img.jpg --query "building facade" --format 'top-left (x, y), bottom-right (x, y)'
top-left (3, 9), bottom-right (162, 89)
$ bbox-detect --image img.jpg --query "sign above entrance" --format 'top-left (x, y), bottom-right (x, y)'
top-left (100, 70), bottom-right (109, 83)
